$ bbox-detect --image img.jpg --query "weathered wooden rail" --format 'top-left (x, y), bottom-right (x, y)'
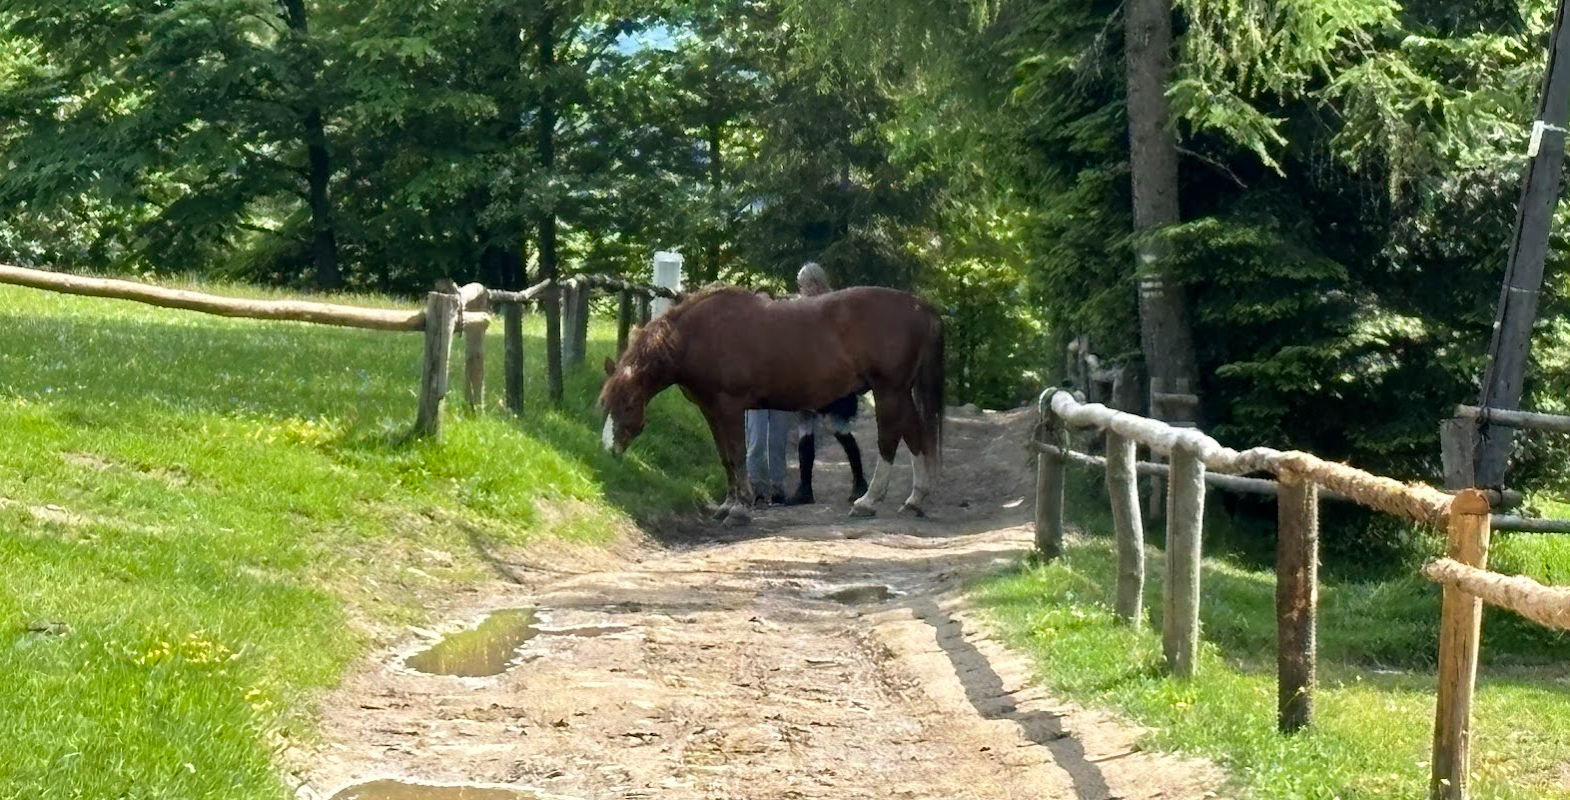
top-left (1030, 388), bottom-right (1570, 800)
top-left (0, 263), bottom-right (676, 439)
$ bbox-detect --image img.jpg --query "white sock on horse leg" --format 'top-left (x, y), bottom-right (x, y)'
top-left (854, 455), bottom-right (895, 511)
top-left (903, 454), bottom-right (929, 510)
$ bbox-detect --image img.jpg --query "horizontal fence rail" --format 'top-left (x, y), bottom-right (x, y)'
top-left (1424, 558), bottom-right (1570, 630)
top-left (1036, 441), bottom-right (1554, 531)
top-left (0, 263), bottom-right (425, 331)
top-left (0, 264), bottom-right (679, 438)
top-left (1037, 390), bottom-right (1454, 523)
top-left (1029, 388), bottom-right (1568, 800)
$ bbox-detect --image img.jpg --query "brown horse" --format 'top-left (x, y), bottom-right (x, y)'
top-left (599, 285), bottom-right (944, 527)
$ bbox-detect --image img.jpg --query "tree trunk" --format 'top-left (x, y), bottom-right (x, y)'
top-left (1125, 0), bottom-right (1199, 420)
top-left (537, 8), bottom-right (563, 405)
top-left (278, 0), bottom-right (342, 290)
top-left (480, 6), bottom-right (529, 293)
top-left (705, 115), bottom-right (724, 285)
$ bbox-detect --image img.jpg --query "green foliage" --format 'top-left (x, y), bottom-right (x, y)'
top-left (924, 254), bottom-right (1046, 407)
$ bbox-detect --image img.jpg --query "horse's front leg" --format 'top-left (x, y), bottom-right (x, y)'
top-left (716, 400), bottom-right (753, 527)
top-left (700, 397), bottom-right (753, 527)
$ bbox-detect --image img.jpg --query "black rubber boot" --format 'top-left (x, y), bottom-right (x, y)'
top-left (787, 434), bottom-right (816, 505)
top-left (837, 432), bottom-right (868, 502)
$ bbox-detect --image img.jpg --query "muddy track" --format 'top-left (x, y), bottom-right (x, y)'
top-left (295, 407), bottom-right (1225, 800)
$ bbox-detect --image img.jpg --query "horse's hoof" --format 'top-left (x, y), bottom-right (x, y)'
top-left (722, 509), bottom-right (752, 528)
top-left (849, 504), bottom-right (876, 518)
top-left (898, 503), bottom-right (926, 518)
top-left (785, 491), bottom-right (815, 506)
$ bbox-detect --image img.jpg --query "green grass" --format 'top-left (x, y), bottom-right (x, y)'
top-left (969, 535), bottom-right (1570, 800)
top-left (0, 281), bottom-right (719, 800)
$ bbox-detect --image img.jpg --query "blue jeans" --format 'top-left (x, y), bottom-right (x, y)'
top-left (745, 408), bottom-right (790, 496)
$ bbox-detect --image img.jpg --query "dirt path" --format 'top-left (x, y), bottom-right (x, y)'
top-left (296, 407), bottom-right (1226, 800)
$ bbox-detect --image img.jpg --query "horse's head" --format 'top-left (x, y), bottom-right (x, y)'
top-left (598, 355), bottom-right (650, 457)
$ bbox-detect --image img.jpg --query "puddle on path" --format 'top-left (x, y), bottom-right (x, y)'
top-left (328, 779), bottom-right (550, 800)
top-left (536, 624), bottom-right (631, 638)
top-left (822, 585), bottom-right (897, 605)
top-left (404, 609), bottom-right (539, 677)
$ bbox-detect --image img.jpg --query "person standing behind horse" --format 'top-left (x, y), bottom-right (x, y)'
top-left (787, 262), bottom-right (868, 506)
top-left (744, 289), bottom-right (791, 505)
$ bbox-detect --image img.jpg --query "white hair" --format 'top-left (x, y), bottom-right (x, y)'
top-left (797, 262), bottom-right (832, 296)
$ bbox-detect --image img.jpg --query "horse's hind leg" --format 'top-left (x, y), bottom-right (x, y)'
top-left (897, 412), bottom-right (931, 518)
top-left (850, 392), bottom-right (907, 517)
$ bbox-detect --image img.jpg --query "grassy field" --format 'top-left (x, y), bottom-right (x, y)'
top-left (0, 281), bottom-right (720, 800)
top-left (969, 521), bottom-right (1570, 799)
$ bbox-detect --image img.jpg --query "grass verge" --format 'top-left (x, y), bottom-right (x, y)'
top-left (0, 281), bottom-right (718, 800)
top-left (968, 532), bottom-right (1570, 800)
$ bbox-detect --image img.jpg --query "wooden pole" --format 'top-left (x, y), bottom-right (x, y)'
top-left (504, 303), bottom-right (524, 418)
top-left (415, 292), bottom-right (459, 438)
top-left (577, 282), bottom-right (591, 364)
top-left (1147, 377), bottom-right (1168, 520)
top-left (567, 281), bottom-right (590, 368)
top-left (1431, 490), bottom-right (1493, 800)
top-left (1035, 414), bottom-right (1068, 560)
top-left (1473, 0), bottom-right (1570, 488)
top-left (463, 314), bottom-right (489, 408)
top-left (0, 263), bottom-right (424, 330)
top-left (1441, 418), bottom-right (1477, 490)
top-left (1106, 430), bottom-right (1145, 626)
top-left (1276, 468), bottom-right (1319, 734)
top-left (1455, 404), bottom-right (1570, 434)
top-left (562, 282), bottom-right (580, 368)
top-left (545, 286), bottom-right (564, 405)
top-left (617, 288), bottom-right (633, 356)
top-left (1163, 444), bottom-right (1205, 679)
top-left (637, 292), bottom-right (651, 326)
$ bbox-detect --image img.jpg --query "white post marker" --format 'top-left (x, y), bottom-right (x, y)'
top-left (652, 251), bottom-right (684, 317)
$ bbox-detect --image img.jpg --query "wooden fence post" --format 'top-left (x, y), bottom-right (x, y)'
top-left (617, 288), bottom-right (633, 356)
top-left (1035, 409), bottom-right (1068, 560)
top-left (504, 303), bottom-right (524, 417)
top-left (1277, 468), bottom-right (1319, 734)
top-left (1440, 417), bottom-right (1477, 490)
top-left (545, 285), bottom-right (565, 406)
top-left (1431, 489), bottom-right (1493, 800)
top-left (637, 293), bottom-right (651, 326)
top-left (568, 280), bottom-right (587, 368)
top-left (415, 291), bottom-right (459, 438)
top-left (1163, 443), bottom-right (1206, 678)
top-left (1106, 430), bottom-right (1145, 625)
top-left (567, 281), bottom-right (590, 368)
top-left (463, 314), bottom-right (488, 408)
top-left (1147, 377), bottom-right (1168, 520)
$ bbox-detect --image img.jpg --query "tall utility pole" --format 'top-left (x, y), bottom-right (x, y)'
top-left (1473, 0), bottom-right (1570, 489)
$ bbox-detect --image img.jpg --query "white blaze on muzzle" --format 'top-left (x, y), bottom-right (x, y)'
top-left (602, 415), bottom-right (617, 452)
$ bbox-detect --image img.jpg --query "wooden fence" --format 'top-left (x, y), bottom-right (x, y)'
top-left (0, 264), bottom-right (677, 439)
top-left (1031, 388), bottom-right (1570, 800)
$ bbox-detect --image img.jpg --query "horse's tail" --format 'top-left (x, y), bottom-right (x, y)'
top-left (913, 311), bottom-right (945, 479)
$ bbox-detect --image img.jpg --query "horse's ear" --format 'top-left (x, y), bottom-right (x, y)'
top-left (603, 356), bottom-right (616, 377)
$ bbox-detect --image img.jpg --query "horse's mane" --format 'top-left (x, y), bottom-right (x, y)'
top-left (601, 286), bottom-right (752, 408)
